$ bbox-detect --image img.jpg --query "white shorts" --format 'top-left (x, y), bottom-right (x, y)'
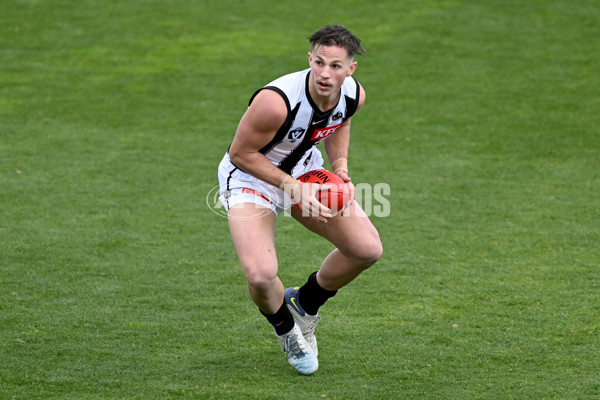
top-left (217, 148), bottom-right (324, 215)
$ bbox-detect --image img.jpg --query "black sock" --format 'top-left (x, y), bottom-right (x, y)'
top-left (298, 271), bottom-right (337, 315)
top-left (260, 300), bottom-right (295, 336)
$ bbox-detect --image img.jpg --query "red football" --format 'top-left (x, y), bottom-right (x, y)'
top-left (296, 169), bottom-right (350, 213)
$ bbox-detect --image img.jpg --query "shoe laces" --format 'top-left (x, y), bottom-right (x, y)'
top-left (283, 333), bottom-right (306, 358)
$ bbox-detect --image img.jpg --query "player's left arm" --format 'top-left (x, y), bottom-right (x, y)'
top-left (324, 84), bottom-right (366, 208)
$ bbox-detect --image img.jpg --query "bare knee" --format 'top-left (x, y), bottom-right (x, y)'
top-left (344, 230), bottom-right (383, 267)
top-left (361, 234), bottom-right (383, 266)
top-left (244, 265), bottom-right (278, 295)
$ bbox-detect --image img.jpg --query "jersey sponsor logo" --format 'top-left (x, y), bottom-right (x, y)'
top-left (332, 111), bottom-right (343, 121)
top-left (288, 127), bottom-right (305, 143)
top-left (310, 123), bottom-right (343, 141)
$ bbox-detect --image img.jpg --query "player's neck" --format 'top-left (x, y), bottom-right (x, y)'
top-left (309, 91), bottom-right (340, 113)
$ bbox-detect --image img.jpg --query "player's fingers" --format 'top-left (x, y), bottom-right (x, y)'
top-left (336, 171), bottom-right (351, 183)
top-left (297, 196), bottom-right (328, 219)
top-left (314, 203), bottom-right (333, 218)
top-left (346, 181), bottom-right (355, 206)
top-left (310, 198), bottom-right (332, 219)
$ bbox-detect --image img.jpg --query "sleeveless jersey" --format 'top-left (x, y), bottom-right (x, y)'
top-left (245, 68), bottom-right (361, 176)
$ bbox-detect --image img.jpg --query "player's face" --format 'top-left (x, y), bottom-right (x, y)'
top-left (308, 45), bottom-right (357, 101)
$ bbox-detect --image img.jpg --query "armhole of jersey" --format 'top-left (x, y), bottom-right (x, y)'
top-left (344, 77), bottom-right (361, 119)
top-left (249, 86), bottom-right (291, 114)
top-left (249, 86), bottom-right (294, 136)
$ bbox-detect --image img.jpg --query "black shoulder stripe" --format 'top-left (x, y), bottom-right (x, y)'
top-left (247, 86), bottom-right (297, 156)
top-left (249, 86), bottom-right (291, 113)
top-left (344, 78), bottom-right (360, 119)
top-left (259, 102), bottom-right (301, 155)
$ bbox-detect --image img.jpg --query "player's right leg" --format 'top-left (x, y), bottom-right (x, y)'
top-left (227, 203), bottom-right (318, 375)
top-left (227, 203), bottom-right (282, 313)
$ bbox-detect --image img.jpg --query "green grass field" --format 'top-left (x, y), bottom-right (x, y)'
top-left (2, 0), bottom-right (599, 398)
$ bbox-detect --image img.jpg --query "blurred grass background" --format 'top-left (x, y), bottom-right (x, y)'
top-left (1, 0), bottom-right (599, 398)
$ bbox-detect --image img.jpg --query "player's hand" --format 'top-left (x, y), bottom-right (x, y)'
top-left (297, 181), bottom-right (335, 222)
top-left (283, 178), bottom-right (333, 222)
top-left (334, 169), bottom-right (355, 213)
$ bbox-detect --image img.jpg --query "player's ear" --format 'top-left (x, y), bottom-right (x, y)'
top-left (308, 51), bottom-right (313, 64)
top-left (347, 60), bottom-right (358, 77)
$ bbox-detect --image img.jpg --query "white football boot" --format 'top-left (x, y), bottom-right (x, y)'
top-left (284, 287), bottom-right (320, 357)
top-left (276, 323), bottom-right (318, 375)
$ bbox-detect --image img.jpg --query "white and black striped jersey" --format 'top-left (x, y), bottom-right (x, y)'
top-left (230, 68), bottom-right (361, 177)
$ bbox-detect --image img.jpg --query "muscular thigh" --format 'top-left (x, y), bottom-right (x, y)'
top-left (291, 201), bottom-right (380, 257)
top-left (228, 204), bottom-right (278, 277)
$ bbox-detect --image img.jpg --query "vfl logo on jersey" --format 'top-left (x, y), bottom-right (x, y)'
top-left (288, 127), bottom-right (305, 143)
top-left (310, 123), bottom-right (343, 141)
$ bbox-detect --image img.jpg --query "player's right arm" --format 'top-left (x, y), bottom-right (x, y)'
top-left (228, 90), bottom-right (332, 220)
top-left (229, 89), bottom-right (290, 189)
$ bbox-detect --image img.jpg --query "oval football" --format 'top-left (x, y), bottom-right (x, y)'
top-left (297, 169), bottom-right (349, 213)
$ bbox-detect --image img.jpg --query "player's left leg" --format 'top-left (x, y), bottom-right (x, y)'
top-left (286, 201), bottom-right (382, 355)
top-left (291, 200), bottom-right (383, 293)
